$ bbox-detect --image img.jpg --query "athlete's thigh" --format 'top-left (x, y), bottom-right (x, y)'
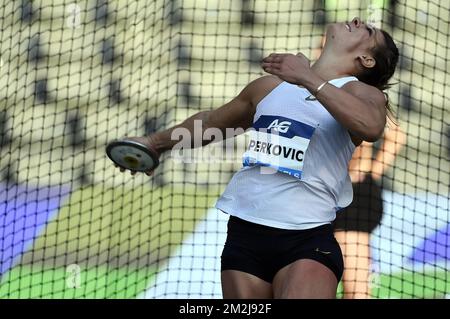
top-left (272, 259), bottom-right (338, 299)
top-left (221, 270), bottom-right (272, 299)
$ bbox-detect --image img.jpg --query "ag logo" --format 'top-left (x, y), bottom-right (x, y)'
top-left (267, 119), bottom-right (291, 133)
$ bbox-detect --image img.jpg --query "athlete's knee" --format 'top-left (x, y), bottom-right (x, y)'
top-left (275, 283), bottom-right (337, 299)
top-left (221, 270), bottom-right (272, 299)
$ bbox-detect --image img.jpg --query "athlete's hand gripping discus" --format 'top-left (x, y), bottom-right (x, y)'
top-left (106, 139), bottom-right (160, 172)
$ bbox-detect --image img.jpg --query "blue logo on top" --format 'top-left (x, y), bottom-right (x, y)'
top-left (253, 115), bottom-right (315, 139)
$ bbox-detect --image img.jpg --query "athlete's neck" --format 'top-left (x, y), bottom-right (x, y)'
top-left (310, 54), bottom-right (353, 82)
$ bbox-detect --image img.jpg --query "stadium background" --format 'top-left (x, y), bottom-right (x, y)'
top-left (0, 0), bottom-right (449, 298)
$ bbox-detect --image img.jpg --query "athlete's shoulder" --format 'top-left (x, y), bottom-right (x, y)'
top-left (341, 80), bottom-right (386, 106)
top-left (242, 75), bottom-right (284, 106)
top-left (248, 75), bottom-right (284, 90)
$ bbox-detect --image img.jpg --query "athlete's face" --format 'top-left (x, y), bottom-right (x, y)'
top-left (325, 17), bottom-right (384, 69)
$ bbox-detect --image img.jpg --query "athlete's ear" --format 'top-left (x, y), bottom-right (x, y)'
top-left (357, 54), bottom-right (376, 69)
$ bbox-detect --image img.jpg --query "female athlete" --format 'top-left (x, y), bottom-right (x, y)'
top-left (114, 17), bottom-right (399, 298)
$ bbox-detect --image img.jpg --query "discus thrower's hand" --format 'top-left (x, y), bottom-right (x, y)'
top-left (113, 135), bottom-right (160, 176)
top-left (261, 52), bottom-right (312, 86)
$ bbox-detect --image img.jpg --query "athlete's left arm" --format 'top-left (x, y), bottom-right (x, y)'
top-left (319, 80), bottom-right (387, 142)
top-left (262, 53), bottom-right (387, 142)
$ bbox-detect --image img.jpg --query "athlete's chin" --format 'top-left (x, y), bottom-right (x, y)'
top-left (326, 23), bottom-right (341, 32)
top-left (325, 24), bottom-right (342, 40)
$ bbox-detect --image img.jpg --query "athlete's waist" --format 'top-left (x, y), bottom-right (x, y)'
top-left (227, 214), bottom-right (332, 233)
top-left (215, 199), bottom-right (335, 230)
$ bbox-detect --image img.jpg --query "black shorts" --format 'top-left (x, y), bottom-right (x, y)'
top-left (333, 174), bottom-right (384, 233)
top-left (221, 216), bottom-right (344, 283)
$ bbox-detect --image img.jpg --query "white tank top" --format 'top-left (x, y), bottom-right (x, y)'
top-left (215, 76), bottom-right (358, 230)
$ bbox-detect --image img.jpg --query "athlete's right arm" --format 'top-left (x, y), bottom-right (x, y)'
top-left (147, 75), bottom-right (281, 154)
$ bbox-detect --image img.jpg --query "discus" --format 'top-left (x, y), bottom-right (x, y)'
top-left (106, 139), bottom-right (159, 172)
